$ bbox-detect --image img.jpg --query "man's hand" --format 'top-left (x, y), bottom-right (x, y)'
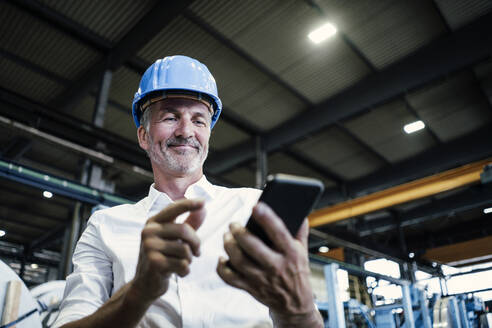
top-left (131, 199), bottom-right (205, 303)
top-left (216, 202), bottom-right (323, 328)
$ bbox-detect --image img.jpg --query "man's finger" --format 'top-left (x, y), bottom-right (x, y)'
top-left (229, 223), bottom-right (282, 271)
top-left (143, 222), bottom-right (201, 256)
top-left (143, 237), bottom-right (193, 263)
top-left (223, 231), bottom-right (267, 277)
top-left (158, 223), bottom-right (201, 256)
top-left (149, 252), bottom-right (191, 277)
top-left (216, 256), bottom-right (256, 295)
top-left (251, 202), bottom-right (293, 252)
top-left (296, 218), bottom-right (309, 250)
top-left (149, 199), bottom-right (204, 224)
top-left (184, 202), bottom-right (206, 231)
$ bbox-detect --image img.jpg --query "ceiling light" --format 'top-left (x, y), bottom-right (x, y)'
top-left (484, 207), bottom-right (492, 214)
top-left (319, 246), bottom-right (330, 253)
top-left (308, 22), bottom-right (337, 44)
top-left (403, 120), bottom-right (425, 134)
top-left (408, 252), bottom-right (415, 259)
top-left (432, 262), bottom-right (437, 267)
top-left (0, 230), bottom-right (5, 237)
top-left (31, 263), bottom-right (38, 269)
top-left (43, 191), bottom-right (53, 198)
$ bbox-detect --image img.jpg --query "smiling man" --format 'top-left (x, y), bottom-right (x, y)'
top-left (53, 56), bottom-right (323, 328)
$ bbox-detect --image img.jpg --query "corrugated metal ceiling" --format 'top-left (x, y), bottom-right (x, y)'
top-left (292, 126), bottom-right (385, 180)
top-left (406, 71), bottom-right (492, 142)
top-left (343, 99), bottom-right (438, 163)
top-left (435, 0), bottom-right (492, 30)
top-left (190, 0), bottom-right (371, 103)
top-left (0, 2), bottom-right (102, 82)
top-left (343, 0), bottom-right (446, 69)
top-left (109, 67), bottom-right (140, 109)
top-left (0, 55), bottom-right (64, 104)
top-left (38, 0), bottom-right (157, 43)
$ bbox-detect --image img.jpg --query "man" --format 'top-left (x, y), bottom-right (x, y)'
top-left (53, 55), bottom-right (323, 328)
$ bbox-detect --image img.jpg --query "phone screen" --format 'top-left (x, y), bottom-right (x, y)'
top-left (245, 174), bottom-right (324, 248)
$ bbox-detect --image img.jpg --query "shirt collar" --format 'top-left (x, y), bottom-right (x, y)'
top-left (145, 175), bottom-right (215, 217)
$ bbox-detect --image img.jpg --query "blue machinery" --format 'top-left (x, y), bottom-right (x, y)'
top-left (311, 259), bottom-right (488, 328)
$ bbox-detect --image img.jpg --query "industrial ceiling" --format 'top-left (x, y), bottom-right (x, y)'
top-left (1, 0), bottom-right (491, 284)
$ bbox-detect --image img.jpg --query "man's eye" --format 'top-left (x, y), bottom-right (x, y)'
top-left (164, 117), bottom-right (177, 121)
top-left (194, 120), bottom-right (206, 126)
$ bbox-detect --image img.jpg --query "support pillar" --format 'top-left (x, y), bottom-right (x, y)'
top-left (324, 263), bottom-right (346, 328)
top-left (255, 136), bottom-right (267, 188)
top-left (88, 69), bottom-right (115, 193)
top-left (58, 226), bottom-right (70, 280)
top-left (418, 289), bottom-right (432, 328)
top-left (60, 203), bottom-right (82, 278)
top-left (402, 284), bottom-right (416, 328)
top-left (19, 245), bottom-right (30, 280)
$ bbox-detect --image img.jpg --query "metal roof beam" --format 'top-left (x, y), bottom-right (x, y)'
top-left (207, 12), bottom-right (492, 173)
top-left (309, 158), bottom-right (491, 227)
top-left (50, 0), bottom-right (194, 111)
top-left (406, 216), bottom-right (492, 253)
top-left (30, 224), bottom-right (66, 251)
top-left (0, 202), bottom-right (65, 225)
top-left (313, 124), bottom-right (492, 207)
top-left (358, 184), bottom-right (492, 236)
top-left (344, 124), bottom-right (492, 199)
top-left (309, 228), bottom-right (439, 275)
top-left (1, 137), bottom-right (32, 161)
top-left (0, 87), bottom-right (150, 168)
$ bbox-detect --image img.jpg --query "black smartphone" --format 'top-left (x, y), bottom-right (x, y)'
top-left (246, 173), bottom-right (324, 248)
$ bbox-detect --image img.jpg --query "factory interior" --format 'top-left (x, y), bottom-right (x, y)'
top-left (1, 0), bottom-right (492, 327)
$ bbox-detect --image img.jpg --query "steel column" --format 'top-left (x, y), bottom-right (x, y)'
top-left (401, 284), bottom-right (415, 328)
top-left (255, 136), bottom-right (267, 188)
top-left (324, 263), bottom-right (346, 328)
top-left (418, 289), bottom-right (432, 328)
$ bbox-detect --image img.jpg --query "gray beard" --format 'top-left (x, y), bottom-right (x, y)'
top-left (147, 134), bottom-right (208, 174)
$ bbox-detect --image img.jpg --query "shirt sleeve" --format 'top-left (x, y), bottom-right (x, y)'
top-left (52, 212), bottom-right (114, 327)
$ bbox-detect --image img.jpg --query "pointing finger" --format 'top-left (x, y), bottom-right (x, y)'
top-left (184, 202), bottom-right (206, 231)
top-left (149, 199), bottom-right (204, 224)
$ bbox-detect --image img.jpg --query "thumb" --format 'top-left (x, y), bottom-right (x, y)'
top-left (295, 218), bottom-right (309, 250)
top-left (184, 201), bottom-right (206, 231)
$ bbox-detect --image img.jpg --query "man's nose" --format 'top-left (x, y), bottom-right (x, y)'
top-left (174, 119), bottom-right (194, 138)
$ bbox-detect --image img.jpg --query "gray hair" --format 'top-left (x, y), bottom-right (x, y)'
top-left (139, 107), bottom-right (152, 132)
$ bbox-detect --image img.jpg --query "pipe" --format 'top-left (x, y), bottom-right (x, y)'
top-left (0, 159), bottom-right (132, 206)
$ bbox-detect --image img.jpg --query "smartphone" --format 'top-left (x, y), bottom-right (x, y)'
top-left (246, 174), bottom-right (324, 248)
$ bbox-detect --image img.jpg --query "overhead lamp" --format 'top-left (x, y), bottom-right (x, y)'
top-left (408, 252), bottom-right (415, 259)
top-left (308, 22), bottom-right (337, 44)
top-left (0, 230), bottom-right (5, 237)
top-left (319, 246), bottom-right (330, 253)
top-left (484, 207), bottom-right (492, 214)
top-left (403, 120), bottom-right (425, 134)
top-left (31, 263), bottom-right (39, 269)
top-left (43, 191), bottom-right (53, 199)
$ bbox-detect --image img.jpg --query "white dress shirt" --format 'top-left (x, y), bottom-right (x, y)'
top-left (53, 176), bottom-right (273, 328)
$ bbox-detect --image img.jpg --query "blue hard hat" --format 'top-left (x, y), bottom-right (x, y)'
top-left (132, 55), bottom-right (222, 129)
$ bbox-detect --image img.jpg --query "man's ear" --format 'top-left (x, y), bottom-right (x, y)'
top-left (137, 126), bottom-right (149, 151)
